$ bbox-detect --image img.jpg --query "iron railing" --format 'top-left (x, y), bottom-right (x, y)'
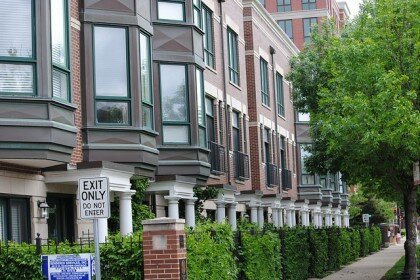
top-left (208, 141), bottom-right (225, 174)
top-left (234, 150), bottom-right (250, 180)
top-left (267, 163), bottom-right (280, 187)
top-left (282, 169), bottom-right (292, 190)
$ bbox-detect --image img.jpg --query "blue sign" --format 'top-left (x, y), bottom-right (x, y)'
top-left (42, 254), bottom-right (94, 280)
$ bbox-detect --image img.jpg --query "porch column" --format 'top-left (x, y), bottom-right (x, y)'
top-left (185, 198), bottom-right (197, 228)
top-left (335, 213), bottom-right (341, 227)
top-left (291, 210), bottom-right (296, 227)
top-left (98, 218), bottom-right (108, 243)
top-left (216, 202), bottom-right (226, 223)
top-left (165, 196), bottom-right (180, 219)
top-left (286, 209), bottom-right (293, 227)
top-left (272, 208), bottom-right (279, 228)
top-left (119, 191), bottom-right (134, 235)
top-left (278, 209), bottom-right (284, 227)
top-left (318, 213), bottom-right (323, 227)
top-left (228, 203), bottom-right (237, 230)
top-left (301, 211), bottom-right (308, 226)
top-left (257, 206), bottom-right (264, 228)
top-left (250, 205), bottom-right (258, 224)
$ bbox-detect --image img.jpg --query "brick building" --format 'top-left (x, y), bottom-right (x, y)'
top-left (0, 0), bottom-right (350, 244)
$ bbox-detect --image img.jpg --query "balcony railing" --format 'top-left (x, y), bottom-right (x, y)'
top-left (208, 141), bottom-right (225, 174)
top-left (266, 163), bottom-right (280, 187)
top-left (234, 150), bottom-right (249, 180)
top-left (282, 169), bottom-right (292, 190)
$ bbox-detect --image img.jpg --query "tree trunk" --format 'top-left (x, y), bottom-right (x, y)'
top-left (403, 183), bottom-right (418, 280)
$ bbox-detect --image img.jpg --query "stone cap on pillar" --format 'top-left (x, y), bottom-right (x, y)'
top-left (142, 218), bottom-right (185, 231)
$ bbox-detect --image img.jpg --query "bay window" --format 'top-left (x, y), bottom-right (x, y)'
top-left (160, 64), bottom-right (189, 144)
top-left (140, 32), bottom-right (153, 129)
top-left (193, 0), bottom-right (202, 28)
top-left (0, 0), bottom-right (35, 96)
top-left (157, 0), bottom-right (185, 22)
top-left (196, 68), bottom-right (206, 148)
top-left (202, 4), bottom-right (214, 69)
top-left (94, 26), bottom-right (130, 125)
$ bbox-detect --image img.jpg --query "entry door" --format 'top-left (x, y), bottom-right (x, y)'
top-left (47, 196), bottom-right (75, 242)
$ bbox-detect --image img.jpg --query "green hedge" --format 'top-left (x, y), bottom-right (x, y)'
top-left (350, 228), bottom-right (361, 260)
top-left (327, 227), bottom-right (343, 271)
top-left (0, 233), bottom-right (143, 280)
top-left (239, 227), bottom-right (281, 280)
top-left (187, 222), bottom-right (237, 280)
top-left (281, 227), bottom-right (310, 280)
top-left (340, 229), bottom-right (352, 265)
top-left (308, 228), bottom-right (328, 278)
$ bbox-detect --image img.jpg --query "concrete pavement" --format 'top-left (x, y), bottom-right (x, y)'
top-left (317, 243), bottom-right (405, 280)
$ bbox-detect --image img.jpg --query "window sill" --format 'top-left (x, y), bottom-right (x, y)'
top-left (262, 103), bottom-right (271, 111)
top-left (229, 81), bottom-right (241, 91)
top-left (278, 115), bottom-right (286, 121)
top-left (206, 65), bottom-right (217, 74)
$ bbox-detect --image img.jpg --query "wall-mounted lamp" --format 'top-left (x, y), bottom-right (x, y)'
top-left (37, 201), bottom-right (50, 219)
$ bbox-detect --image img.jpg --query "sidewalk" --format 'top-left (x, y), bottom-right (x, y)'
top-left (318, 243), bottom-right (405, 280)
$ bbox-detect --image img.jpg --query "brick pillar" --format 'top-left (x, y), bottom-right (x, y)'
top-left (142, 218), bottom-right (187, 280)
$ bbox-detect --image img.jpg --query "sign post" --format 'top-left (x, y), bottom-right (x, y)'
top-left (362, 214), bottom-right (370, 227)
top-left (78, 177), bottom-right (110, 280)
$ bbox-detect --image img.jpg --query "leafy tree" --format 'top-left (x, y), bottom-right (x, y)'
top-left (349, 187), bottom-right (394, 226)
top-left (287, 0), bottom-right (419, 277)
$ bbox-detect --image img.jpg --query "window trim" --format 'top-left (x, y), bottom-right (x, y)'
top-left (50, 0), bottom-right (71, 102)
top-left (227, 27), bottom-right (240, 86)
top-left (303, 17), bottom-right (318, 43)
top-left (276, 72), bottom-right (285, 117)
top-left (93, 25), bottom-right (131, 126)
top-left (196, 67), bottom-right (207, 148)
top-left (0, 0), bottom-right (37, 96)
top-left (159, 63), bottom-right (190, 145)
top-left (157, 0), bottom-right (186, 23)
top-left (193, 0), bottom-right (202, 29)
top-left (232, 110), bottom-right (241, 152)
top-left (260, 58), bottom-right (269, 107)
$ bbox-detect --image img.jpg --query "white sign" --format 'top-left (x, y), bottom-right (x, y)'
top-left (362, 214), bottom-right (370, 223)
top-left (78, 177), bottom-right (110, 219)
top-left (41, 253), bottom-right (94, 280)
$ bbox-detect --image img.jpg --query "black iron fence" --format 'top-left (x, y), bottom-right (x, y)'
top-left (209, 141), bottom-right (226, 174)
top-left (234, 150), bottom-right (250, 180)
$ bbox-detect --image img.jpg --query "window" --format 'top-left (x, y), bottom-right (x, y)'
top-left (300, 145), bottom-right (315, 184)
top-left (277, 0), bottom-right (291, 12)
top-left (51, 0), bottom-right (70, 101)
top-left (140, 32), bottom-right (153, 130)
top-left (260, 58), bottom-right (269, 107)
top-left (94, 26), bottom-right (130, 125)
top-left (232, 111), bottom-right (240, 151)
top-left (205, 97), bottom-right (215, 143)
top-left (193, 0), bottom-right (201, 28)
top-left (280, 136), bottom-right (286, 169)
top-left (303, 18), bottom-right (317, 43)
top-left (298, 112), bottom-right (310, 122)
top-left (196, 68), bottom-right (206, 148)
top-left (302, 0), bottom-right (316, 10)
top-left (329, 173), bottom-right (337, 190)
top-left (0, 197), bottom-right (29, 243)
top-left (160, 64), bottom-right (189, 144)
top-left (242, 116), bottom-right (247, 153)
top-left (0, 0), bottom-right (35, 96)
top-left (276, 72), bottom-right (285, 117)
top-left (227, 28), bottom-right (239, 85)
top-left (259, 0), bottom-right (265, 6)
top-left (264, 128), bottom-right (271, 186)
top-left (157, 0), bottom-right (185, 22)
top-left (278, 20), bottom-right (293, 40)
top-left (202, 4), bottom-right (214, 69)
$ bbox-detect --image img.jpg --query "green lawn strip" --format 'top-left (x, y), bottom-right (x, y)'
top-left (382, 246), bottom-right (420, 280)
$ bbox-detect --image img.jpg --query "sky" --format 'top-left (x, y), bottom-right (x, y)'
top-left (345, 0), bottom-right (362, 18)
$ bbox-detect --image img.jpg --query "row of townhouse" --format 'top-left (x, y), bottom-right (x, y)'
top-left (0, 0), bottom-right (350, 244)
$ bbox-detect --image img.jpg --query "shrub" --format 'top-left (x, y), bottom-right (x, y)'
top-left (360, 228), bottom-right (372, 256)
top-left (0, 233), bottom-right (143, 280)
top-left (308, 228), bottom-right (328, 278)
top-left (187, 222), bottom-right (237, 280)
top-left (370, 227), bottom-right (382, 252)
top-left (239, 226), bottom-right (281, 280)
top-left (350, 228), bottom-right (361, 260)
top-left (280, 227), bottom-right (310, 280)
top-left (340, 229), bottom-right (352, 265)
top-left (327, 227), bottom-right (342, 271)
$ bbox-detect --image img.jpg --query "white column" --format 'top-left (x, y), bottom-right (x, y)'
top-left (98, 218), bottom-right (108, 243)
top-left (216, 202), bottom-right (226, 223)
top-left (228, 203), bottom-right (237, 230)
top-left (278, 209), bottom-right (284, 227)
top-left (335, 213), bottom-right (341, 227)
top-left (306, 212), bottom-right (310, 226)
top-left (313, 212), bottom-right (319, 228)
top-left (318, 213), bottom-right (323, 227)
top-left (272, 208), bottom-right (279, 228)
top-left (119, 191), bottom-right (134, 235)
top-left (286, 209), bottom-right (293, 227)
top-left (346, 215), bottom-right (350, 227)
top-left (257, 206), bottom-right (264, 228)
top-left (185, 199), bottom-right (196, 228)
top-left (291, 210), bottom-right (296, 227)
top-left (165, 196), bottom-right (180, 219)
top-left (250, 205), bottom-right (258, 224)
top-left (301, 211), bottom-right (307, 226)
